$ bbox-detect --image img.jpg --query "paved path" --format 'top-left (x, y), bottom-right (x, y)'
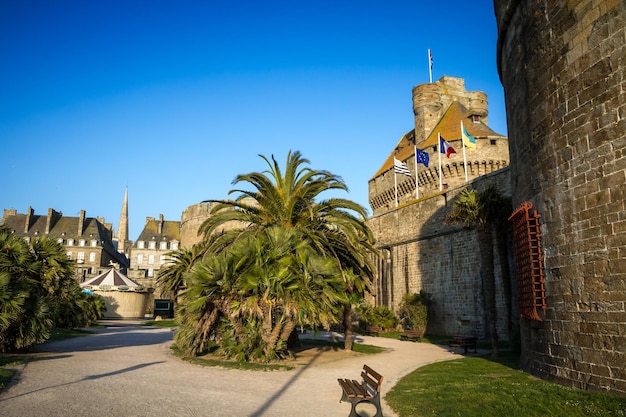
top-left (0, 321), bottom-right (465, 417)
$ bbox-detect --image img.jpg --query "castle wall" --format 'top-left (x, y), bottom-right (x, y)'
top-left (368, 169), bottom-right (514, 338)
top-left (495, 0), bottom-right (626, 394)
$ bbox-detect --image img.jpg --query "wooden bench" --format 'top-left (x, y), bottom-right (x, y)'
top-left (337, 364), bottom-right (384, 417)
top-left (362, 326), bottom-right (382, 336)
top-left (449, 335), bottom-right (477, 353)
top-left (400, 329), bottom-right (422, 342)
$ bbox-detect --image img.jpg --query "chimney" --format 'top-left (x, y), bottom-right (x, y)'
top-left (24, 206), bottom-right (34, 233)
top-left (78, 210), bottom-right (85, 236)
top-left (2, 209), bottom-right (17, 224)
top-left (158, 214), bottom-right (164, 234)
top-left (45, 208), bottom-right (61, 234)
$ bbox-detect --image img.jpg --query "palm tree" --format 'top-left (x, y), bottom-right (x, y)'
top-left (190, 150), bottom-right (376, 353)
top-left (156, 245), bottom-right (200, 311)
top-left (444, 186), bottom-right (509, 357)
top-left (0, 227), bottom-right (52, 352)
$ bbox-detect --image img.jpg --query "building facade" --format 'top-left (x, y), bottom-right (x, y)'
top-left (127, 214), bottom-right (181, 292)
top-left (1, 207), bottom-right (129, 281)
top-left (495, 0), bottom-right (626, 394)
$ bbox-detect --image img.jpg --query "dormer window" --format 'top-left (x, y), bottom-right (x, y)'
top-left (137, 241), bottom-right (145, 249)
top-left (91, 240), bottom-right (98, 247)
top-left (67, 239), bottom-right (74, 246)
top-left (472, 114), bottom-right (481, 123)
top-left (160, 241), bottom-right (168, 250)
top-left (79, 239), bottom-right (86, 246)
top-left (171, 242), bottom-right (179, 250)
top-left (149, 241), bottom-right (156, 249)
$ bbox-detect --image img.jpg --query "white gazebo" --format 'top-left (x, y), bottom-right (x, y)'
top-left (81, 268), bottom-right (153, 319)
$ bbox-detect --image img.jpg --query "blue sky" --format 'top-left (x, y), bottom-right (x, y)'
top-left (1, 1), bottom-right (507, 240)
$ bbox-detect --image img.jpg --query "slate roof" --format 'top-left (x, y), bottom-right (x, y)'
top-left (135, 218), bottom-right (180, 243)
top-left (372, 101), bottom-right (506, 179)
top-left (1, 212), bottom-right (112, 241)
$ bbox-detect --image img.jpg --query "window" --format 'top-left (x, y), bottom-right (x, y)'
top-left (67, 251), bottom-right (72, 260)
top-left (160, 255), bottom-right (166, 265)
top-left (67, 239), bottom-right (74, 246)
top-left (137, 241), bottom-right (145, 249)
top-left (472, 114), bottom-right (481, 123)
top-left (490, 139), bottom-right (497, 146)
top-left (148, 255), bottom-right (154, 265)
top-left (89, 252), bottom-right (96, 262)
top-left (171, 242), bottom-right (179, 250)
top-left (147, 268), bottom-right (154, 277)
top-left (79, 239), bottom-right (86, 246)
top-left (77, 252), bottom-right (85, 264)
top-left (57, 238), bottom-right (64, 244)
top-left (160, 241), bottom-right (168, 250)
top-left (91, 240), bottom-right (98, 247)
top-left (137, 254), bottom-right (143, 265)
top-left (149, 241), bottom-right (156, 249)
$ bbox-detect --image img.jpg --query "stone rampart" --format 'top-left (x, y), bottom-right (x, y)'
top-left (367, 168), bottom-right (514, 338)
top-left (495, 0), bottom-right (626, 394)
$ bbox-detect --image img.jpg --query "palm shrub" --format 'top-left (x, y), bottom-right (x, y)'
top-left (358, 304), bottom-right (396, 330)
top-left (176, 227), bottom-right (348, 361)
top-left (0, 227), bottom-right (53, 352)
top-left (1, 227), bottom-right (104, 351)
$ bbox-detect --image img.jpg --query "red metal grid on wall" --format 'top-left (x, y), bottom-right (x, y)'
top-left (508, 201), bottom-right (546, 321)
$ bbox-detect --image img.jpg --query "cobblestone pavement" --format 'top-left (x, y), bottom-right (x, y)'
top-left (0, 321), bottom-right (463, 417)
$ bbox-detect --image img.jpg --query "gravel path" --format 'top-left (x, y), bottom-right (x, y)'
top-left (0, 321), bottom-right (463, 417)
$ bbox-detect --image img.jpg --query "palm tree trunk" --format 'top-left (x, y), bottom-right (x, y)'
top-left (343, 304), bottom-right (354, 351)
top-left (478, 225), bottom-right (499, 357)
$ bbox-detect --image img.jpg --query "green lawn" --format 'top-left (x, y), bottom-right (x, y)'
top-left (386, 352), bottom-right (626, 417)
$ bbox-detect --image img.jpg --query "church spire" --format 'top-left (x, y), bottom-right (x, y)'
top-left (117, 187), bottom-right (129, 254)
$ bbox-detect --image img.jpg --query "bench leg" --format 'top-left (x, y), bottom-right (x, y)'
top-left (344, 398), bottom-right (383, 417)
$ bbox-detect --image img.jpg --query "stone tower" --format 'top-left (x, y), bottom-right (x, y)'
top-left (369, 76), bottom-right (509, 215)
top-left (116, 188), bottom-right (129, 255)
top-left (180, 202), bottom-right (211, 247)
top-left (495, 0), bottom-right (626, 394)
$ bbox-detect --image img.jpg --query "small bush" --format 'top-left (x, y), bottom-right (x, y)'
top-left (399, 291), bottom-right (432, 334)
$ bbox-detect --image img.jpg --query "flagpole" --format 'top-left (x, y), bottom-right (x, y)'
top-left (428, 49), bottom-right (433, 83)
top-left (394, 169), bottom-right (399, 208)
top-left (438, 133), bottom-right (443, 191)
top-left (414, 147), bottom-right (419, 199)
top-left (461, 121), bottom-right (468, 182)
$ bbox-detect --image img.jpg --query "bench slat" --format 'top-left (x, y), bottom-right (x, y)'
top-left (338, 378), bottom-right (370, 399)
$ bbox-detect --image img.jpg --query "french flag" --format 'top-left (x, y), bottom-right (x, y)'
top-left (439, 136), bottom-right (456, 158)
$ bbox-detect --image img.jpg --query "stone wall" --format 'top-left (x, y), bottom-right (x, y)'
top-left (495, 0), bottom-right (626, 394)
top-left (367, 168), bottom-right (514, 338)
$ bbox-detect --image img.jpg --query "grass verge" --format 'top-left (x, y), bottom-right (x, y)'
top-left (143, 319), bottom-right (177, 327)
top-left (169, 337), bottom-right (385, 371)
top-left (386, 352), bottom-right (626, 417)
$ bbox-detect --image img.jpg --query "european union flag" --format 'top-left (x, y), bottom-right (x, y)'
top-left (415, 148), bottom-right (429, 168)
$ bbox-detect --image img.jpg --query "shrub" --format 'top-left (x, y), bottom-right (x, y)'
top-left (399, 291), bottom-right (432, 334)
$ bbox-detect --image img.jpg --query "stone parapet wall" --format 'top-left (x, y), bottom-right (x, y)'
top-left (495, 0), bottom-right (626, 394)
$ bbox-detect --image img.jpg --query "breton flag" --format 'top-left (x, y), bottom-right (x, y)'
top-left (461, 123), bottom-right (477, 149)
top-left (415, 148), bottom-right (430, 168)
top-left (439, 136), bottom-right (456, 158)
top-left (394, 157), bottom-right (412, 177)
